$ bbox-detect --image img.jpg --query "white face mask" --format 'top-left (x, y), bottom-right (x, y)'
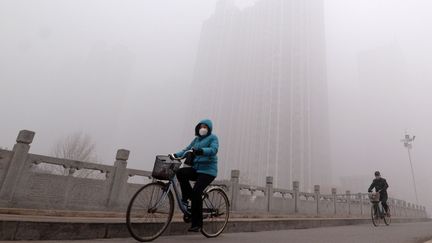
top-left (199, 128), bottom-right (208, 137)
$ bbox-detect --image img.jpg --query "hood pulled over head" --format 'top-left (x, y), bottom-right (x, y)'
top-left (195, 119), bottom-right (213, 137)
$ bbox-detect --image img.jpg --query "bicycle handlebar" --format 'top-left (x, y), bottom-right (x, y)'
top-left (169, 150), bottom-right (193, 161)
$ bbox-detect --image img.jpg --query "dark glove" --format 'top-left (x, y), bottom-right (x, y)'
top-left (192, 148), bottom-right (204, 156)
top-left (184, 152), bottom-right (195, 166)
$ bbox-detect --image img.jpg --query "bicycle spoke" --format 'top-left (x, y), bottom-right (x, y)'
top-left (126, 182), bottom-right (174, 242)
top-left (217, 193), bottom-right (223, 208)
top-left (201, 188), bottom-right (229, 238)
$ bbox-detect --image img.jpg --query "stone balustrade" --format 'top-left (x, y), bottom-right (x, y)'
top-left (0, 130), bottom-right (427, 218)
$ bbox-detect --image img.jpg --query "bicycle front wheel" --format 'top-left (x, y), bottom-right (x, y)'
top-left (126, 182), bottom-right (174, 242)
top-left (201, 187), bottom-right (230, 238)
top-left (371, 204), bottom-right (380, 227)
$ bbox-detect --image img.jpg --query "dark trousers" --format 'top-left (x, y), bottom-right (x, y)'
top-left (176, 167), bottom-right (215, 227)
top-left (380, 193), bottom-right (389, 213)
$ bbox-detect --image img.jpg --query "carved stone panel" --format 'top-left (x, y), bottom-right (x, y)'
top-left (0, 150), bottom-right (13, 185)
top-left (14, 173), bottom-right (67, 208)
top-left (66, 178), bottom-right (109, 209)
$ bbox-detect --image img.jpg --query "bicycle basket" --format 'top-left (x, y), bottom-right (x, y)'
top-left (369, 192), bottom-right (380, 202)
top-left (152, 155), bottom-right (181, 180)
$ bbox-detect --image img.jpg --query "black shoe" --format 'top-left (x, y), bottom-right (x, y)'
top-left (188, 226), bottom-right (201, 232)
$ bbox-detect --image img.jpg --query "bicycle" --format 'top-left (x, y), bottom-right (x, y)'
top-left (126, 150), bottom-right (230, 242)
top-left (369, 191), bottom-right (391, 227)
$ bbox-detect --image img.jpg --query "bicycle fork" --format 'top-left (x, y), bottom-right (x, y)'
top-left (148, 183), bottom-right (172, 213)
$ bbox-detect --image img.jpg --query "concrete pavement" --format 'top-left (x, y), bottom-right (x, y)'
top-left (3, 221), bottom-right (432, 243)
top-left (1, 213), bottom-right (428, 241)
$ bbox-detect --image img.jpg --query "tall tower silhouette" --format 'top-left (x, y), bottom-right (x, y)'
top-left (191, 0), bottom-right (330, 191)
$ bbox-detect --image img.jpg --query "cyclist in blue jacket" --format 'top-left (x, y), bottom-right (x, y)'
top-left (170, 119), bottom-right (219, 232)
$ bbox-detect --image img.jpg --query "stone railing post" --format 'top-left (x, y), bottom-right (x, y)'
top-left (107, 149), bottom-right (130, 209)
top-left (408, 203), bottom-right (411, 217)
top-left (314, 185), bottom-right (320, 215)
top-left (230, 170), bottom-right (240, 211)
top-left (346, 190), bottom-right (351, 215)
top-left (399, 200), bottom-right (403, 217)
top-left (400, 200), bottom-right (403, 216)
top-left (293, 181), bottom-right (299, 213)
top-left (266, 176), bottom-right (273, 212)
top-left (393, 199), bottom-right (397, 217)
top-left (0, 130), bottom-right (35, 202)
top-left (397, 200), bottom-right (402, 217)
top-left (393, 199), bottom-right (398, 217)
top-left (358, 193), bottom-right (363, 215)
top-left (407, 202), bottom-right (410, 217)
top-left (332, 188), bottom-right (337, 215)
top-left (401, 200), bottom-right (404, 217)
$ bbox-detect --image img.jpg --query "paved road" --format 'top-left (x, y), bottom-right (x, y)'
top-left (5, 221), bottom-right (432, 243)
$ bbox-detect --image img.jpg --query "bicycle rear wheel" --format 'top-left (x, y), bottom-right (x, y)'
top-left (126, 182), bottom-right (174, 242)
top-left (384, 207), bottom-right (391, 226)
top-left (371, 204), bottom-right (380, 227)
top-left (201, 187), bottom-right (230, 238)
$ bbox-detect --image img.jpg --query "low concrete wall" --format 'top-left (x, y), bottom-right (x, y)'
top-left (0, 130), bottom-right (428, 219)
top-left (0, 217), bottom-right (429, 241)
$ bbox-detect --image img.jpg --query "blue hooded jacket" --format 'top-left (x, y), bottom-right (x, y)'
top-left (175, 119), bottom-right (218, 177)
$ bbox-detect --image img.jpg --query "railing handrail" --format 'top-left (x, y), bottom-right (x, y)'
top-left (29, 153), bottom-right (114, 173)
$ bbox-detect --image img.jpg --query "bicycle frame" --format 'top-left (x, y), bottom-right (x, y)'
top-left (150, 175), bottom-right (224, 219)
top-left (373, 201), bottom-right (385, 218)
top-left (149, 176), bottom-right (190, 215)
top-left (170, 177), bottom-right (191, 215)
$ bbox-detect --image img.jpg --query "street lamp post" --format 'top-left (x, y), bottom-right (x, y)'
top-left (400, 133), bottom-right (419, 204)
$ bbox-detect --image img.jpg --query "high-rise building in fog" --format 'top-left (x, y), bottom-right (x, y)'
top-left (191, 0), bottom-right (330, 191)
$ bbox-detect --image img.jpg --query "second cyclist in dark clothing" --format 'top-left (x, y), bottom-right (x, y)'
top-left (368, 171), bottom-right (390, 215)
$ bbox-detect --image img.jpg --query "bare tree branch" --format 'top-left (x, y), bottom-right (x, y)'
top-left (33, 132), bottom-right (101, 179)
top-left (54, 132), bottom-right (97, 162)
